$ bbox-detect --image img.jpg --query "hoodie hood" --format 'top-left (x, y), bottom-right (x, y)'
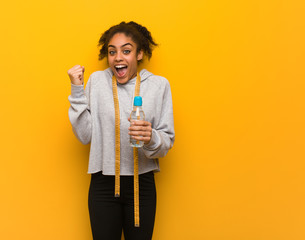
top-left (139, 68), bottom-right (154, 81)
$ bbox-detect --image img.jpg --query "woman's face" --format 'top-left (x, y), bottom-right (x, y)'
top-left (108, 33), bottom-right (143, 84)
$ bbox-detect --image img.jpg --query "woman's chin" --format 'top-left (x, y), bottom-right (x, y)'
top-left (115, 74), bottom-right (130, 84)
top-left (116, 78), bottom-right (129, 84)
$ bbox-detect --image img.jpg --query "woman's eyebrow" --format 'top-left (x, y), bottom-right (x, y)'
top-left (121, 43), bottom-right (133, 48)
top-left (108, 43), bottom-right (133, 48)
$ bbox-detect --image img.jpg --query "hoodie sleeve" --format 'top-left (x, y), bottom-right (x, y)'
top-left (68, 74), bottom-right (93, 145)
top-left (142, 79), bottom-right (175, 158)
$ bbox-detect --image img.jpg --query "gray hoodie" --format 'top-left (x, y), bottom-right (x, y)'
top-left (68, 67), bottom-right (175, 175)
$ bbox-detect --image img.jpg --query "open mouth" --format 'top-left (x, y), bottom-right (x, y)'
top-left (115, 65), bottom-right (128, 77)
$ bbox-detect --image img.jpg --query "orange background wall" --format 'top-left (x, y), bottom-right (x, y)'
top-left (1, 0), bottom-right (305, 239)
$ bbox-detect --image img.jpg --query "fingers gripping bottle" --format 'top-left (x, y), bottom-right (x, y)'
top-left (130, 96), bottom-right (145, 147)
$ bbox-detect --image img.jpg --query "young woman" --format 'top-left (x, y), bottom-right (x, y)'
top-left (67, 21), bottom-right (175, 240)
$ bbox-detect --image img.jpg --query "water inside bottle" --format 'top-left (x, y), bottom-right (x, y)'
top-left (130, 108), bottom-right (145, 147)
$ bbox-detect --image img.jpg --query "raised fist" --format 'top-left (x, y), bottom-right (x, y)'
top-left (67, 65), bottom-right (85, 85)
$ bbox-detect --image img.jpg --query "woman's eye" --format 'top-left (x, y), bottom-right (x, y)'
top-left (109, 51), bottom-right (115, 55)
top-left (123, 50), bottom-right (131, 54)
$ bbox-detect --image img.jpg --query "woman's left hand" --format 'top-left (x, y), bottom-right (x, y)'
top-left (128, 117), bottom-right (152, 145)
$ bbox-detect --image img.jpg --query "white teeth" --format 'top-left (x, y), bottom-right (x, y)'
top-left (115, 65), bottom-right (127, 68)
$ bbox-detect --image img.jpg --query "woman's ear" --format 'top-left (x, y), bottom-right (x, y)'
top-left (137, 50), bottom-right (144, 61)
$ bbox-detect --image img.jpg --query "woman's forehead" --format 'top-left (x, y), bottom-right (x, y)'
top-left (108, 33), bottom-right (136, 48)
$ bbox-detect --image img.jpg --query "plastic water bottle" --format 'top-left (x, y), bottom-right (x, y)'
top-left (130, 96), bottom-right (145, 147)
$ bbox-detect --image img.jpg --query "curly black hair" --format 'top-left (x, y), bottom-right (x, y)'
top-left (97, 21), bottom-right (158, 63)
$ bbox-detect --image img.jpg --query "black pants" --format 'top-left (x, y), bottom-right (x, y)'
top-left (88, 171), bottom-right (156, 240)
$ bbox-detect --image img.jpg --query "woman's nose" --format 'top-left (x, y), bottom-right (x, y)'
top-left (115, 51), bottom-right (123, 61)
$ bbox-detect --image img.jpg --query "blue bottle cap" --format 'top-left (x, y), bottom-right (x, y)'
top-left (134, 96), bottom-right (142, 106)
